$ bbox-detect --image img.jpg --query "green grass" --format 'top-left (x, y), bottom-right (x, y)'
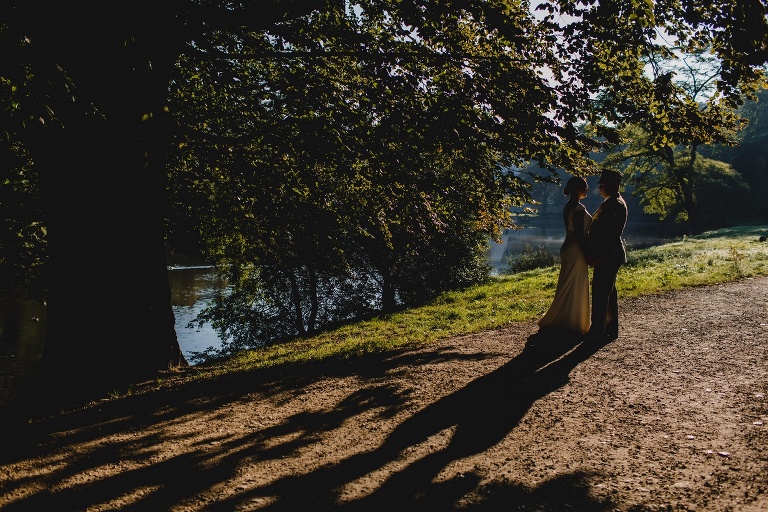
top-left (156, 225), bottom-right (768, 389)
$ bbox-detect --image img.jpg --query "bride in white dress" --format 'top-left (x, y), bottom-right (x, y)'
top-left (537, 176), bottom-right (593, 334)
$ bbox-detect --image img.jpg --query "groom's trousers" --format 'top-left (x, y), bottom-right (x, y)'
top-left (590, 259), bottom-right (622, 338)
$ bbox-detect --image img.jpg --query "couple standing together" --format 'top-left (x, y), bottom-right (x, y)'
top-left (538, 170), bottom-right (628, 342)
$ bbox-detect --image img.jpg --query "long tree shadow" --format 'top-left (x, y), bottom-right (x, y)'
top-left (0, 330), bottom-right (615, 511)
top-left (216, 330), bottom-right (615, 511)
top-left (0, 345), bottom-right (507, 511)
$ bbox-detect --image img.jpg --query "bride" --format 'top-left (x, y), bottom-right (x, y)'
top-left (537, 176), bottom-right (592, 334)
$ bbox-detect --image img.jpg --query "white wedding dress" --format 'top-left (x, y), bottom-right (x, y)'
top-left (537, 201), bottom-right (592, 334)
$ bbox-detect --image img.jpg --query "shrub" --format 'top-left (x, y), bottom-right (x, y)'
top-left (502, 245), bottom-right (558, 274)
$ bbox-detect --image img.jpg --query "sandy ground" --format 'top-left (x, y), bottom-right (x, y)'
top-left (0, 276), bottom-right (766, 511)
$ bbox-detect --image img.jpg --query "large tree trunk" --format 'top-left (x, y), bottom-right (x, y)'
top-left (6, 5), bottom-right (188, 419)
top-left (10, 116), bottom-right (186, 418)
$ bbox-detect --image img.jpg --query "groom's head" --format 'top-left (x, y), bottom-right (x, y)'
top-left (598, 170), bottom-right (622, 196)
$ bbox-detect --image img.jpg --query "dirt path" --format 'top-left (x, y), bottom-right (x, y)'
top-left (1, 276), bottom-right (767, 511)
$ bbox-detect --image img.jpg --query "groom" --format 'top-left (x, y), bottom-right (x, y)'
top-left (585, 169), bottom-right (628, 342)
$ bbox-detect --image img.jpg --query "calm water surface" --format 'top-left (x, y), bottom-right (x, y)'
top-left (489, 217), bottom-right (683, 272)
top-left (0, 298), bottom-right (47, 407)
top-left (168, 266), bottom-right (229, 360)
top-left (0, 267), bottom-right (227, 407)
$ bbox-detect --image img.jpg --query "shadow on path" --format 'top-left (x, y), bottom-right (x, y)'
top-left (217, 330), bottom-right (615, 511)
top-left (0, 330), bottom-right (615, 512)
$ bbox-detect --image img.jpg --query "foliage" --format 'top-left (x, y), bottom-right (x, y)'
top-left (188, 263), bottom-right (381, 362)
top-left (599, 119), bottom-right (750, 233)
top-left (707, 86), bottom-right (768, 222)
top-left (589, 40), bottom-right (761, 233)
top-left (0, 134), bottom-right (47, 299)
top-left (501, 245), bottom-right (558, 274)
top-left (607, 130), bottom-right (750, 229)
top-left (188, 234), bottom-right (493, 362)
top-left (683, 157), bottom-right (751, 227)
top-left (166, 1), bottom-right (572, 340)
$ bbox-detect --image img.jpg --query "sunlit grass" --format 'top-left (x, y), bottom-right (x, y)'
top-left (156, 225), bottom-right (768, 389)
top-left (618, 225), bottom-right (768, 294)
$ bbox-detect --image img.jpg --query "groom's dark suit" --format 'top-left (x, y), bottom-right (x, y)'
top-left (585, 185), bottom-right (627, 341)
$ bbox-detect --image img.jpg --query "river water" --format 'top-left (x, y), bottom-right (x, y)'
top-left (0, 298), bottom-right (47, 407)
top-left (489, 216), bottom-right (684, 269)
top-left (0, 267), bottom-right (229, 407)
top-left (168, 265), bottom-right (229, 361)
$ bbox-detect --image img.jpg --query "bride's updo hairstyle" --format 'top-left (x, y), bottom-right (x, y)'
top-left (563, 176), bottom-right (588, 196)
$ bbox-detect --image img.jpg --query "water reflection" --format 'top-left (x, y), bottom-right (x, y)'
top-left (489, 217), bottom-right (684, 273)
top-left (168, 266), bottom-right (229, 361)
top-left (0, 268), bottom-right (227, 408)
top-left (0, 297), bottom-right (47, 407)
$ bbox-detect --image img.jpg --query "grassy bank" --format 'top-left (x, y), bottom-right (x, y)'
top-left (156, 225), bottom-right (768, 388)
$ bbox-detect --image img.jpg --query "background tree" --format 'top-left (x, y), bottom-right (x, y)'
top-left (167, 4), bottom-right (569, 355)
top-left (0, 135), bottom-right (47, 299)
top-left (591, 45), bottom-right (754, 233)
top-left (707, 85), bottom-right (768, 223)
top-left (600, 122), bottom-right (749, 231)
